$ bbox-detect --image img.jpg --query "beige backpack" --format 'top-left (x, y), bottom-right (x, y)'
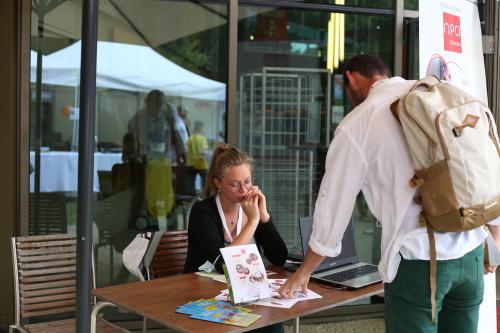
top-left (392, 76), bottom-right (500, 321)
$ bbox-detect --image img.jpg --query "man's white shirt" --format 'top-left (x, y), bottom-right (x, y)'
top-left (309, 77), bottom-right (497, 283)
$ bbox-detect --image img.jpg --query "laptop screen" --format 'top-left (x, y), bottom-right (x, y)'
top-left (299, 217), bottom-right (358, 271)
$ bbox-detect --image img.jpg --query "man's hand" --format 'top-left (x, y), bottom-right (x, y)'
top-left (278, 247), bottom-right (325, 298)
top-left (484, 263), bottom-right (497, 274)
top-left (278, 268), bottom-right (311, 298)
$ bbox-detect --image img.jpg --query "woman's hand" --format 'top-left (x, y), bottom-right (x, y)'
top-left (241, 194), bottom-right (260, 224)
top-left (246, 186), bottom-right (270, 223)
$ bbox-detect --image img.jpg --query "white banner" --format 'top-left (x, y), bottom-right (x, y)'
top-left (419, 0), bottom-right (487, 103)
top-left (419, 2), bottom-right (494, 332)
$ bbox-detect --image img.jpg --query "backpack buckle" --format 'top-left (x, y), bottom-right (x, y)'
top-left (409, 175), bottom-right (424, 188)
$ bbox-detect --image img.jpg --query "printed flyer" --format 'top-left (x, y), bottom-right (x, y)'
top-left (220, 244), bottom-right (271, 304)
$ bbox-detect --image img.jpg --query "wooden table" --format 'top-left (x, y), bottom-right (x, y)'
top-left (91, 268), bottom-right (383, 333)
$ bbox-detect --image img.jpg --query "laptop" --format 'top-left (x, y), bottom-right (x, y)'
top-left (296, 216), bottom-right (382, 289)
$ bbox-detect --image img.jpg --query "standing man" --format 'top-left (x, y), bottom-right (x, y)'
top-left (128, 90), bottom-right (178, 227)
top-left (278, 54), bottom-right (500, 333)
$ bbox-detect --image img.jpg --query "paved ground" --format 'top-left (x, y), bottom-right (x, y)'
top-left (284, 319), bottom-right (385, 333)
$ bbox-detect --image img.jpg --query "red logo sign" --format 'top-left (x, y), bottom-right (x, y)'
top-left (443, 12), bottom-right (462, 53)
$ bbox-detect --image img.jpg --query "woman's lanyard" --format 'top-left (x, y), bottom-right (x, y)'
top-left (215, 194), bottom-right (242, 243)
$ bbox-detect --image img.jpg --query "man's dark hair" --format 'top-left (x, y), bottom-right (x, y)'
top-left (343, 54), bottom-right (391, 87)
top-left (145, 89), bottom-right (165, 110)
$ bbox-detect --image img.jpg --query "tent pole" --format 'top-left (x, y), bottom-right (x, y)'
top-left (75, 0), bottom-right (98, 332)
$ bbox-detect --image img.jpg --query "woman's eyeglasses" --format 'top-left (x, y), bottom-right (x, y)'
top-left (226, 178), bottom-right (253, 192)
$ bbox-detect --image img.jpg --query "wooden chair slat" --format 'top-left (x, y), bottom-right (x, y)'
top-left (19, 266), bottom-right (76, 277)
top-left (20, 286), bottom-right (76, 298)
top-left (21, 306), bottom-right (75, 318)
top-left (158, 234), bottom-right (188, 240)
top-left (156, 242), bottom-right (188, 250)
top-left (16, 234), bottom-right (75, 242)
top-left (21, 292), bottom-right (74, 305)
top-left (20, 272), bottom-right (76, 284)
top-left (17, 239), bottom-right (77, 249)
top-left (24, 318), bottom-right (75, 333)
top-left (151, 267), bottom-right (184, 278)
top-left (18, 245), bottom-right (77, 256)
top-left (152, 258), bottom-right (186, 267)
top-left (20, 279), bottom-right (76, 291)
top-left (154, 247), bottom-right (188, 256)
top-left (152, 259), bottom-right (186, 269)
top-left (19, 259), bottom-right (76, 270)
top-left (158, 230), bottom-right (187, 236)
top-left (18, 252), bottom-right (76, 263)
top-left (22, 298), bottom-right (75, 311)
top-left (158, 235), bottom-right (188, 242)
top-left (24, 317), bottom-right (124, 333)
top-left (152, 259), bottom-right (185, 269)
top-left (153, 249), bottom-right (187, 263)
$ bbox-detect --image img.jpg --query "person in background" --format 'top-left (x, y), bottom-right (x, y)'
top-left (178, 104), bottom-right (191, 135)
top-left (184, 144), bottom-right (287, 332)
top-left (168, 103), bottom-right (189, 164)
top-left (128, 90), bottom-right (177, 160)
top-left (277, 54), bottom-right (500, 333)
top-left (186, 120), bottom-right (209, 189)
top-left (127, 90), bottom-right (177, 226)
top-left (111, 132), bottom-right (142, 193)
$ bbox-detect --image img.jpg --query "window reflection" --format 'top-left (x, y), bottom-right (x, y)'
top-left (237, 6), bottom-right (393, 268)
top-left (30, 0), bottom-right (228, 287)
top-left (404, 0), bottom-right (418, 11)
top-left (285, 0), bottom-right (395, 9)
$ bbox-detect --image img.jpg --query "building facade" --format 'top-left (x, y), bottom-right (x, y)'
top-left (1, 0), bottom-right (499, 330)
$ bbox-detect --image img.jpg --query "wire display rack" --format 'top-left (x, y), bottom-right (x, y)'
top-left (238, 67), bottom-right (331, 254)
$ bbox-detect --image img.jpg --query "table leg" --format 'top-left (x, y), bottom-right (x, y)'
top-left (294, 317), bottom-right (300, 333)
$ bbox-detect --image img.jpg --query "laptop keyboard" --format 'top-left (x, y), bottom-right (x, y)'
top-left (321, 265), bottom-right (378, 282)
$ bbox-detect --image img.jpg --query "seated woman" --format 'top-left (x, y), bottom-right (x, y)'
top-left (184, 144), bottom-right (288, 274)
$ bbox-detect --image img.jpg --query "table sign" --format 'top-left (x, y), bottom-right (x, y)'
top-left (220, 244), bottom-right (271, 304)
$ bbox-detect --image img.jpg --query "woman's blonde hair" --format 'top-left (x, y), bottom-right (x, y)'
top-left (204, 144), bottom-right (252, 197)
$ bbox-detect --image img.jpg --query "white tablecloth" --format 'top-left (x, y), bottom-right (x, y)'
top-left (29, 151), bottom-right (122, 192)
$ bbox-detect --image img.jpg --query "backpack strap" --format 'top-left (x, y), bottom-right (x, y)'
top-left (424, 215), bottom-right (438, 323)
top-left (485, 112), bottom-right (500, 157)
top-left (390, 99), bottom-right (401, 123)
top-left (388, 76), bottom-right (440, 124)
top-left (412, 75), bottom-right (441, 92)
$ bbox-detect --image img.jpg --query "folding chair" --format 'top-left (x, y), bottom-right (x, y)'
top-left (141, 230), bottom-right (189, 332)
top-left (9, 234), bottom-right (129, 333)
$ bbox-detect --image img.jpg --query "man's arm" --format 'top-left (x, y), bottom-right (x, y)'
top-left (278, 128), bottom-right (368, 297)
top-left (485, 224), bottom-right (500, 273)
top-left (488, 224), bottom-right (500, 247)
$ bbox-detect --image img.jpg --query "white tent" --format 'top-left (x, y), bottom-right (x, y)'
top-left (30, 41), bottom-right (226, 101)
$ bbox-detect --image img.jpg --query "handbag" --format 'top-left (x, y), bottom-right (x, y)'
top-left (123, 232), bottom-right (156, 281)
